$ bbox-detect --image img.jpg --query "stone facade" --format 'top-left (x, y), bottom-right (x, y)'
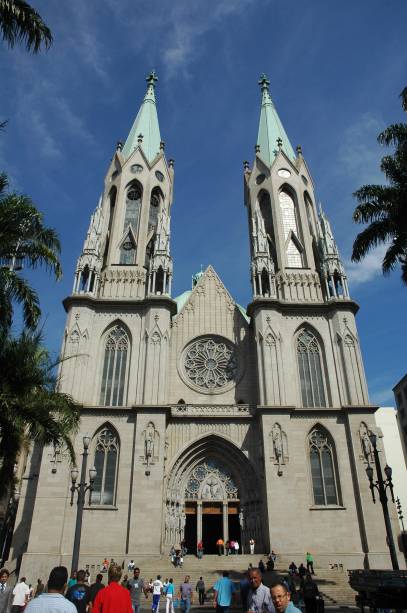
top-left (10, 73), bottom-right (404, 578)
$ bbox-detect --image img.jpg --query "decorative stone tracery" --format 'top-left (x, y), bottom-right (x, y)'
top-left (183, 337), bottom-right (237, 390)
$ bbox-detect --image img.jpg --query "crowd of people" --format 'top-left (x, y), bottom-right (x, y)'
top-left (0, 559), bottom-right (322, 613)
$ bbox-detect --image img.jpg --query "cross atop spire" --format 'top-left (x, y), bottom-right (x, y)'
top-left (146, 70), bottom-right (158, 88)
top-left (121, 71), bottom-right (162, 163)
top-left (256, 73), bottom-right (295, 164)
top-left (258, 73), bottom-right (270, 91)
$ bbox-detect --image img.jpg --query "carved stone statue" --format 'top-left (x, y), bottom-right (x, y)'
top-left (142, 421), bottom-right (159, 464)
top-left (202, 476), bottom-right (222, 500)
top-left (270, 423), bottom-right (288, 475)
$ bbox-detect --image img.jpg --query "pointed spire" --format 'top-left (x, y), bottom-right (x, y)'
top-left (122, 70), bottom-right (162, 163)
top-left (256, 73), bottom-right (296, 164)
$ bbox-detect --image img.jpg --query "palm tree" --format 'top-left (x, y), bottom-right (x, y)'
top-left (0, 190), bottom-right (61, 335)
top-left (351, 87), bottom-right (407, 284)
top-left (0, 330), bottom-right (80, 497)
top-left (0, 0), bottom-right (52, 53)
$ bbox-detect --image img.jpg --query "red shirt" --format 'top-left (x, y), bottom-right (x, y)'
top-left (93, 581), bottom-right (133, 613)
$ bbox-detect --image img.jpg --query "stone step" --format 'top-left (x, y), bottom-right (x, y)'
top-left (88, 555), bottom-right (356, 607)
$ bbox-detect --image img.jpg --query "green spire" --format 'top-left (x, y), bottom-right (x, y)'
top-left (122, 71), bottom-right (162, 163)
top-left (256, 74), bottom-right (295, 164)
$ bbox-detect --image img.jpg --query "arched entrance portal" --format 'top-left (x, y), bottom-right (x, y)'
top-left (164, 435), bottom-right (263, 554)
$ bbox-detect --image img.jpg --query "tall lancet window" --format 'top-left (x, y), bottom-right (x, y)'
top-left (148, 188), bottom-right (161, 234)
top-left (100, 325), bottom-right (129, 406)
top-left (279, 190), bottom-right (303, 267)
top-left (119, 183), bottom-right (141, 264)
top-left (297, 329), bottom-right (326, 407)
top-left (91, 426), bottom-right (119, 505)
top-left (308, 427), bottom-right (340, 505)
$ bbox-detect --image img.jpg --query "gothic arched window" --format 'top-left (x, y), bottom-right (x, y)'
top-left (297, 329), bottom-right (326, 407)
top-left (148, 188), bottom-right (161, 234)
top-left (100, 325), bottom-right (129, 406)
top-left (279, 189), bottom-right (303, 267)
top-left (308, 427), bottom-right (340, 505)
top-left (103, 187), bottom-right (117, 268)
top-left (91, 426), bottom-right (119, 505)
top-left (119, 183), bottom-right (141, 265)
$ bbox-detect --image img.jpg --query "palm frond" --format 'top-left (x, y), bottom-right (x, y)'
top-left (351, 219), bottom-right (394, 262)
top-left (382, 238), bottom-right (407, 274)
top-left (378, 123), bottom-right (407, 147)
top-left (0, 0), bottom-right (52, 53)
top-left (401, 86), bottom-right (407, 113)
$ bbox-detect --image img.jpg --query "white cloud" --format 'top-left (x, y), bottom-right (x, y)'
top-left (337, 112), bottom-right (385, 186)
top-left (346, 244), bottom-right (387, 286)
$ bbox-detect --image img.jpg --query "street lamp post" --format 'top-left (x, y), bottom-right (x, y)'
top-left (70, 435), bottom-right (96, 574)
top-left (365, 432), bottom-right (399, 570)
top-left (0, 490), bottom-right (20, 565)
top-left (396, 497), bottom-right (407, 564)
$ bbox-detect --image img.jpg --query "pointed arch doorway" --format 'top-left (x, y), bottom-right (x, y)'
top-left (164, 435), bottom-right (264, 554)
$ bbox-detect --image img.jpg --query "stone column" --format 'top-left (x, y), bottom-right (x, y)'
top-left (223, 501), bottom-right (228, 547)
top-left (197, 501), bottom-right (202, 544)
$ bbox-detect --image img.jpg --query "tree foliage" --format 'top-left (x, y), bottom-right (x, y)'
top-left (0, 190), bottom-right (61, 336)
top-left (352, 87), bottom-right (407, 284)
top-left (0, 0), bottom-right (52, 53)
top-left (0, 331), bottom-right (80, 496)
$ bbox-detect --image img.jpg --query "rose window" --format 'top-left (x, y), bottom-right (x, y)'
top-left (183, 337), bottom-right (237, 390)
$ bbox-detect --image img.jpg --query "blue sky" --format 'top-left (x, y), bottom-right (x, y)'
top-left (1, 0), bottom-right (406, 406)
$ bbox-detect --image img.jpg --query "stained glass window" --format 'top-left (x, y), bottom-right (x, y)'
top-left (297, 329), bottom-right (326, 407)
top-left (91, 427), bottom-right (119, 505)
top-left (279, 190), bottom-right (303, 267)
top-left (119, 183), bottom-right (141, 264)
top-left (100, 325), bottom-right (129, 406)
top-left (309, 428), bottom-right (339, 505)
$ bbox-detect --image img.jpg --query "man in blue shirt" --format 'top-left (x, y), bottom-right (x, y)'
top-left (271, 583), bottom-right (301, 613)
top-left (213, 571), bottom-right (236, 613)
top-left (25, 567), bottom-right (76, 612)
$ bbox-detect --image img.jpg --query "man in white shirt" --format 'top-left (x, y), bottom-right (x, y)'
top-left (234, 541), bottom-right (240, 555)
top-left (152, 575), bottom-right (163, 613)
top-left (11, 578), bottom-right (30, 612)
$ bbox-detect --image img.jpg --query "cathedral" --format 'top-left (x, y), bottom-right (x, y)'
top-left (11, 72), bottom-right (403, 577)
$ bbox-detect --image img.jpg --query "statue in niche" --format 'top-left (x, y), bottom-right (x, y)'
top-left (179, 509), bottom-right (186, 536)
top-left (142, 421), bottom-right (159, 465)
top-left (202, 476), bottom-right (222, 500)
top-left (270, 423), bottom-right (288, 476)
top-left (359, 422), bottom-right (373, 464)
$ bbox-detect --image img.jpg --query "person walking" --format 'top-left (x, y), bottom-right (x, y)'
top-left (271, 583), bottom-right (302, 613)
top-left (93, 564), bottom-right (132, 613)
top-left (127, 568), bottom-right (144, 613)
top-left (197, 540), bottom-right (204, 559)
top-left (89, 574), bottom-right (105, 610)
top-left (301, 574), bottom-right (319, 613)
top-left (247, 568), bottom-right (275, 613)
top-left (165, 578), bottom-right (175, 613)
top-left (11, 577), bottom-right (30, 612)
top-left (234, 540), bottom-right (240, 555)
top-left (151, 576), bottom-right (163, 613)
top-left (24, 566), bottom-right (76, 612)
top-left (249, 539), bottom-right (255, 555)
top-left (306, 553), bottom-right (315, 575)
top-left (66, 569), bottom-right (90, 613)
top-left (240, 572), bottom-right (250, 613)
top-left (216, 538), bottom-right (224, 556)
top-left (213, 571), bottom-right (236, 613)
top-left (0, 568), bottom-right (14, 613)
top-left (178, 576), bottom-right (193, 613)
top-left (195, 577), bottom-right (205, 606)
top-left (33, 580), bottom-right (44, 599)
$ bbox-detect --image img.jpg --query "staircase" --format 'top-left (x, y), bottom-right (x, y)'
top-left (101, 555), bottom-right (358, 608)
